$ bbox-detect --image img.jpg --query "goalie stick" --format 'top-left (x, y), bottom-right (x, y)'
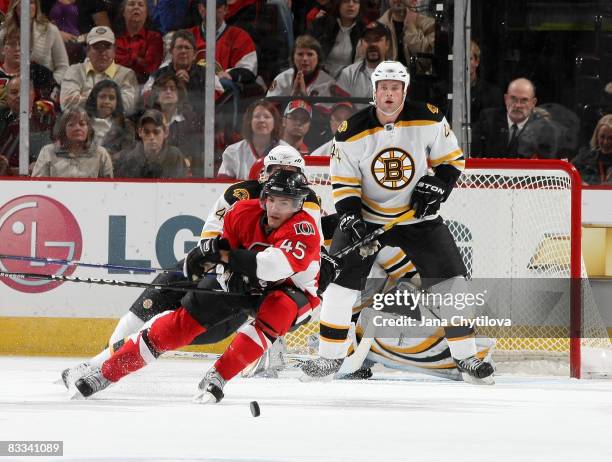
top-left (0, 253), bottom-right (183, 275)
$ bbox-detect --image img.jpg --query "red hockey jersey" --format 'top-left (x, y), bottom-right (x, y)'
top-left (222, 199), bottom-right (321, 309)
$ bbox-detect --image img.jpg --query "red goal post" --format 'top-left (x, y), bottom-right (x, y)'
top-left (294, 156), bottom-right (612, 378)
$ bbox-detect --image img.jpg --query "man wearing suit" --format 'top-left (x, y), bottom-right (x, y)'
top-left (471, 78), bottom-right (538, 158)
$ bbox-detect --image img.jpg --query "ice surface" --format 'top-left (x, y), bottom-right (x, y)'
top-left (1, 356), bottom-right (611, 461)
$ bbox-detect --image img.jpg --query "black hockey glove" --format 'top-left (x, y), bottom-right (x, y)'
top-left (409, 175), bottom-right (450, 219)
top-left (339, 213), bottom-right (367, 244)
top-left (183, 237), bottom-right (231, 280)
top-left (318, 247), bottom-right (342, 295)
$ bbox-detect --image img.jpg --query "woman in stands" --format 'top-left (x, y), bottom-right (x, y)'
top-left (147, 73), bottom-right (204, 174)
top-left (572, 114), bottom-right (612, 185)
top-left (114, 0), bottom-right (164, 84)
top-left (85, 79), bottom-right (135, 156)
top-left (308, 0), bottom-right (366, 79)
top-left (218, 99), bottom-right (284, 179)
top-left (32, 108), bottom-right (113, 178)
top-left (1, 0), bottom-right (69, 81)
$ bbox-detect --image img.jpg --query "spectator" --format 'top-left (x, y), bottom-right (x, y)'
top-left (73, 1), bottom-right (111, 32)
top-left (147, 0), bottom-right (190, 35)
top-left (60, 26), bottom-right (139, 114)
top-left (309, 0), bottom-right (367, 78)
top-left (190, 0), bottom-right (257, 84)
top-left (143, 29), bottom-right (223, 115)
top-left (0, 76), bottom-right (55, 174)
top-left (225, 0), bottom-right (257, 25)
top-left (377, 0), bottom-right (409, 65)
top-left (84, 79), bottom-right (135, 156)
top-left (403, 0), bottom-right (434, 74)
top-left (48, 0), bottom-right (86, 63)
top-left (1, 0), bottom-right (69, 82)
top-left (147, 73), bottom-right (204, 174)
top-left (336, 21), bottom-right (390, 107)
top-left (114, 0), bottom-right (163, 84)
top-left (571, 114), bottom-right (612, 185)
top-left (470, 40), bottom-right (502, 122)
top-left (32, 107), bottom-right (113, 178)
top-left (217, 99), bottom-right (283, 179)
top-left (267, 34), bottom-right (336, 107)
top-left (311, 102), bottom-right (355, 156)
top-left (113, 109), bottom-right (188, 178)
top-left (362, 0), bottom-right (382, 22)
top-left (281, 99), bottom-right (312, 155)
top-left (306, 0), bottom-right (332, 29)
top-left (471, 78), bottom-right (540, 158)
top-left (0, 29), bottom-right (58, 105)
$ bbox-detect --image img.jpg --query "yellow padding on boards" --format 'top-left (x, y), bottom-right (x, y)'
top-left (0, 317), bottom-right (233, 357)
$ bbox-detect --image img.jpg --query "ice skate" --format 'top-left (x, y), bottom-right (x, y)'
top-left (194, 367), bottom-right (226, 404)
top-left (455, 355), bottom-right (495, 385)
top-left (74, 368), bottom-right (112, 398)
top-left (58, 362), bottom-right (91, 389)
top-left (299, 357), bottom-right (343, 381)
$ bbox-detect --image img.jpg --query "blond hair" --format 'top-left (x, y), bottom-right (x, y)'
top-left (590, 114), bottom-right (612, 150)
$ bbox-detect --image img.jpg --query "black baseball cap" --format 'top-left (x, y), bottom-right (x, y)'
top-left (362, 22), bottom-right (391, 41)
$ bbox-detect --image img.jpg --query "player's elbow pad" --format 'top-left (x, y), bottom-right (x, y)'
top-left (228, 249), bottom-right (258, 279)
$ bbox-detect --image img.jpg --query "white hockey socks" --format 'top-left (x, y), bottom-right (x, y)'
top-left (109, 311), bottom-right (145, 344)
top-left (318, 283), bottom-right (360, 359)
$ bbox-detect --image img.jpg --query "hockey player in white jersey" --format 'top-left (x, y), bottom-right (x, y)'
top-left (300, 61), bottom-right (495, 384)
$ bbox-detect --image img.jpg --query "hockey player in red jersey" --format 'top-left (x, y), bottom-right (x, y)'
top-left (74, 171), bottom-right (321, 403)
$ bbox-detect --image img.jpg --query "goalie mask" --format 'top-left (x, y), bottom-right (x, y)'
top-left (260, 170), bottom-right (310, 214)
top-left (259, 145), bottom-right (306, 182)
top-left (371, 60), bottom-right (410, 114)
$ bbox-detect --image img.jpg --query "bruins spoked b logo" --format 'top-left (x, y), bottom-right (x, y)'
top-left (370, 148), bottom-right (415, 190)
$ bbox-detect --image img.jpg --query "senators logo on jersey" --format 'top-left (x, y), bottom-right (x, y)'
top-left (370, 148), bottom-right (416, 190)
top-left (294, 221), bottom-right (316, 236)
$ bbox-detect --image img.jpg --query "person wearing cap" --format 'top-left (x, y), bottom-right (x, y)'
top-left (281, 99), bottom-right (312, 156)
top-left (336, 21), bottom-right (391, 108)
top-left (60, 26), bottom-right (138, 115)
top-left (112, 109), bottom-right (188, 178)
top-left (311, 102), bottom-right (356, 156)
top-left (32, 107), bottom-right (113, 178)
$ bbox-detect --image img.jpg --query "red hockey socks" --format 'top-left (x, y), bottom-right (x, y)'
top-left (214, 323), bottom-right (271, 381)
top-left (102, 307), bottom-right (206, 382)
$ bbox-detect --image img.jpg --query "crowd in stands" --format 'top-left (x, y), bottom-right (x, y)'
top-left (0, 0), bottom-right (610, 185)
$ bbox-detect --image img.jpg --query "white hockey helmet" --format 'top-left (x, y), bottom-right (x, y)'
top-left (371, 60), bottom-right (410, 105)
top-left (261, 145), bottom-right (306, 181)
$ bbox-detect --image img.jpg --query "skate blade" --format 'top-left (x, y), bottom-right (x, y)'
top-left (299, 372), bottom-right (335, 383)
top-left (461, 372), bottom-right (495, 385)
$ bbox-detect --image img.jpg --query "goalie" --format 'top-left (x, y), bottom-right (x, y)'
top-left (72, 170), bottom-right (321, 402)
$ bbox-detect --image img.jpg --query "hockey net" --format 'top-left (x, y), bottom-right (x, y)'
top-left (284, 157), bottom-right (612, 378)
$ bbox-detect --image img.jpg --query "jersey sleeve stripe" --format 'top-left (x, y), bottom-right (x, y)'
top-left (448, 159), bottom-right (466, 169)
top-left (388, 261), bottom-right (416, 279)
top-left (429, 149), bottom-right (464, 167)
top-left (201, 231), bottom-right (221, 238)
top-left (332, 188), bottom-right (361, 200)
top-left (302, 201), bottom-right (321, 211)
top-left (331, 175), bottom-right (361, 185)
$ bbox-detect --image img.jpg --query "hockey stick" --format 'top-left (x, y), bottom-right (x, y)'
top-left (0, 253), bottom-right (183, 275)
top-left (0, 270), bottom-right (243, 295)
top-left (331, 209), bottom-right (416, 259)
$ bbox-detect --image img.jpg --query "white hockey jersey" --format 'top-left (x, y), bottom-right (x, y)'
top-left (331, 101), bottom-right (464, 225)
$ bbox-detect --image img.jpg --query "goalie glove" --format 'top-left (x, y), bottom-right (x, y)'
top-left (183, 237), bottom-right (231, 280)
top-left (409, 175), bottom-right (450, 218)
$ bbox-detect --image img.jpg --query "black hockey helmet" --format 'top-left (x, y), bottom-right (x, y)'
top-left (260, 170), bottom-right (310, 209)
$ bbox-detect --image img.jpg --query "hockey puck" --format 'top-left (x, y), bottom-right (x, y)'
top-left (250, 401), bottom-right (260, 417)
